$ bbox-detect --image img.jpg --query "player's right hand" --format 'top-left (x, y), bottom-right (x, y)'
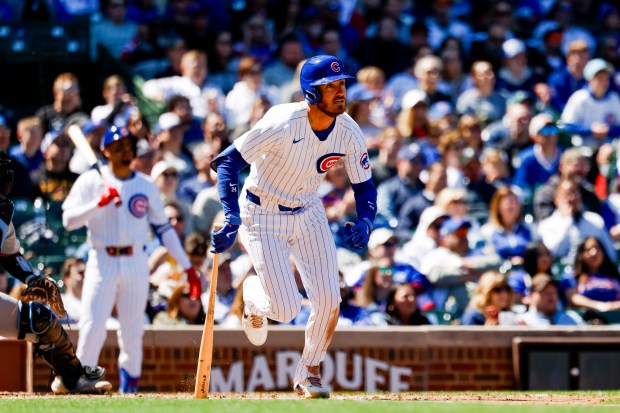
top-left (211, 216), bottom-right (241, 253)
top-left (97, 186), bottom-right (120, 207)
top-left (343, 219), bottom-right (372, 250)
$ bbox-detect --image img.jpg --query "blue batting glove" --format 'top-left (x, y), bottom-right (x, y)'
top-left (211, 216), bottom-right (242, 253)
top-left (344, 219), bottom-right (372, 250)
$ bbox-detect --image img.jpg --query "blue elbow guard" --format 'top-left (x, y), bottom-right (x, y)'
top-left (351, 179), bottom-right (377, 223)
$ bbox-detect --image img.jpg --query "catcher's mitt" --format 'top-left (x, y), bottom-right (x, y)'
top-left (22, 276), bottom-right (67, 318)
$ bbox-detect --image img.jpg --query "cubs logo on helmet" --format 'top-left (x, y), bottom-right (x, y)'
top-left (300, 55), bottom-right (354, 105)
top-left (316, 153), bottom-right (345, 173)
top-left (360, 152), bottom-right (370, 170)
top-left (101, 125), bottom-right (134, 151)
top-left (128, 194), bottom-right (148, 218)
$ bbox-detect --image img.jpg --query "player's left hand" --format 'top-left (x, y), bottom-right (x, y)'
top-left (185, 267), bottom-right (202, 299)
top-left (211, 217), bottom-right (240, 253)
top-left (343, 219), bottom-right (372, 250)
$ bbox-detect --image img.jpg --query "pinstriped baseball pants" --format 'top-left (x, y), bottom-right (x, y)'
top-left (239, 196), bottom-right (341, 368)
top-left (76, 248), bottom-right (149, 378)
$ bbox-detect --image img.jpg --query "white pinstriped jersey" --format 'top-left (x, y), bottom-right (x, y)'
top-left (62, 166), bottom-right (168, 249)
top-left (234, 102), bottom-right (372, 208)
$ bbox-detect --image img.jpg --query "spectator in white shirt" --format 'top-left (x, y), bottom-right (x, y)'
top-left (91, 75), bottom-right (139, 128)
top-left (224, 57), bottom-right (280, 130)
top-left (142, 50), bottom-right (225, 120)
top-left (538, 178), bottom-right (616, 265)
top-left (519, 274), bottom-right (584, 326)
top-left (561, 58), bottom-right (620, 145)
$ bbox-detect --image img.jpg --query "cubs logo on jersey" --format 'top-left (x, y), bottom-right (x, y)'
top-left (360, 152), bottom-right (370, 170)
top-left (128, 194), bottom-right (148, 218)
top-left (317, 153), bottom-right (344, 173)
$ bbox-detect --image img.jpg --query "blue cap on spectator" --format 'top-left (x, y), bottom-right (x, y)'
top-left (439, 218), bottom-right (471, 238)
top-left (502, 38), bottom-right (526, 59)
top-left (583, 58), bottom-right (614, 81)
top-left (348, 86), bottom-right (376, 102)
top-left (0, 114), bottom-right (7, 128)
top-left (397, 143), bottom-right (424, 164)
top-left (428, 101), bottom-right (454, 121)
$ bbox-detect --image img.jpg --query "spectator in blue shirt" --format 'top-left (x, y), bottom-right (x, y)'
top-left (547, 39), bottom-right (590, 112)
top-left (9, 116), bottom-right (44, 177)
top-left (512, 113), bottom-right (561, 200)
top-left (481, 186), bottom-right (533, 263)
top-left (566, 236), bottom-right (620, 312)
top-left (376, 143), bottom-right (425, 226)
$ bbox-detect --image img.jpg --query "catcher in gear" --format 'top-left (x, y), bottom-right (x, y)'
top-left (0, 150), bottom-right (110, 393)
top-left (0, 150), bottom-right (66, 317)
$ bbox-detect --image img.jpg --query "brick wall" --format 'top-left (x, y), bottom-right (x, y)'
top-left (30, 326), bottom-right (620, 392)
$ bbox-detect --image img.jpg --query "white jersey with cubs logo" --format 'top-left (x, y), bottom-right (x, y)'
top-left (234, 101), bottom-right (372, 208)
top-left (62, 165), bottom-right (167, 379)
top-left (232, 100), bottom-right (373, 381)
top-left (62, 166), bottom-right (168, 249)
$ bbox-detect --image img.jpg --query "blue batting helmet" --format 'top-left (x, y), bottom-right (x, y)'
top-left (300, 55), bottom-right (354, 105)
top-left (100, 125), bottom-right (134, 151)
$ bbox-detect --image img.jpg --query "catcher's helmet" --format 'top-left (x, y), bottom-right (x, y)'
top-left (100, 125), bottom-right (134, 151)
top-left (300, 55), bottom-right (354, 105)
top-left (0, 149), bottom-right (14, 197)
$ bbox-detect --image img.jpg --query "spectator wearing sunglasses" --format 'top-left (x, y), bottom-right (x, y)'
top-left (512, 113), bottom-right (562, 202)
top-left (420, 218), bottom-right (502, 313)
top-left (461, 271), bottom-right (516, 326)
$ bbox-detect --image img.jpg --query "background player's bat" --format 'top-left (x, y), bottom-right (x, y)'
top-left (66, 124), bottom-right (121, 207)
top-left (194, 224), bottom-right (222, 399)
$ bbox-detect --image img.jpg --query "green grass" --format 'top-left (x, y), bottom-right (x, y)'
top-left (1, 395), bottom-right (620, 413)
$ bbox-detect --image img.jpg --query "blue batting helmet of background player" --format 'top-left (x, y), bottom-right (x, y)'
top-left (300, 55), bottom-right (354, 105)
top-left (101, 125), bottom-right (134, 151)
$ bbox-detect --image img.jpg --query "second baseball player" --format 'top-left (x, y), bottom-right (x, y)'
top-left (210, 55), bottom-right (377, 399)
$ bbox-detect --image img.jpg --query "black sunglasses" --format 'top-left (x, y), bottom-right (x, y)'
top-left (491, 285), bottom-right (511, 294)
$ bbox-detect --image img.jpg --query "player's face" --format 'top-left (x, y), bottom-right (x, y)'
top-left (104, 137), bottom-right (135, 166)
top-left (317, 80), bottom-right (347, 117)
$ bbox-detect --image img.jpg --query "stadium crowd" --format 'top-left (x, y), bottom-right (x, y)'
top-left (2, 0), bottom-right (620, 328)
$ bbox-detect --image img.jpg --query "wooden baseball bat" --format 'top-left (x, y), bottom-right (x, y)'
top-left (194, 224), bottom-right (222, 399)
top-left (67, 124), bottom-right (122, 207)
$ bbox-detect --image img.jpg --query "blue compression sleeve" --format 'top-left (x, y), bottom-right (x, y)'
top-left (210, 145), bottom-right (250, 217)
top-left (351, 178), bottom-right (377, 224)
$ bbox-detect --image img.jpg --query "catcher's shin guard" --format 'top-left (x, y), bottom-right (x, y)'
top-left (18, 301), bottom-right (83, 390)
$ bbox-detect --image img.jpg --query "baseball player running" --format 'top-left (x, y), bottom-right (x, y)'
top-left (62, 126), bottom-right (202, 393)
top-left (210, 55), bottom-right (377, 399)
top-left (0, 150), bottom-right (111, 394)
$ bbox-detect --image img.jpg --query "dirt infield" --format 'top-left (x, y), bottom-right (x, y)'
top-left (2, 392), bottom-right (620, 404)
